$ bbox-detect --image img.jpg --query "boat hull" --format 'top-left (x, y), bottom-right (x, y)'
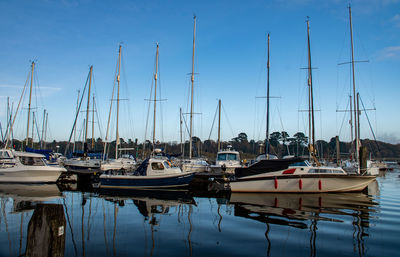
top-left (230, 174), bottom-right (376, 193)
top-left (99, 172), bottom-right (195, 189)
top-left (0, 166), bottom-right (64, 183)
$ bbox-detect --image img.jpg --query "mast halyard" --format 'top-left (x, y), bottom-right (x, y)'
top-left (266, 33), bottom-right (270, 160)
top-left (115, 45), bottom-right (122, 159)
top-left (189, 15), bottom-right (196, 159)
top-left (26, 61), bottom-right (35, 147)
top-left (153, 43), bottom-right (159, 151)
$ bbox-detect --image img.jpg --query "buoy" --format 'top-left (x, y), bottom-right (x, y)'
top-left (318, 179), bottom-right (322, 190)
top-left (299, 179), bottom-right (303, 190)
top-left (274, 178), bottom-right (278, 189)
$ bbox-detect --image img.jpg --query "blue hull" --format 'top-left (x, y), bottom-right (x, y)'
top-left (100, 172), bottom-right (195, 189)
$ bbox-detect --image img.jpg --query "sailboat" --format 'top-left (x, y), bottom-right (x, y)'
top-left (180, 16), bottom-right (212, 174)
top-left (98, 43), bottom-right (195, 189)
top-left (230, 24), bottom-right (375, 193)
top-left (339, 6), bottom-right (379, 176)
top-left (0, 62), bottom-right (65, 183)
top-left (205, 99), bottom-right (241, 175)
top-left (62, 66), bottom-right (102, 174)
top-left (101, 45), bottom-right (137, 172)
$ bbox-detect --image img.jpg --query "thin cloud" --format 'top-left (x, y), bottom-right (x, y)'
top-left (391, 14), bottom-right (400, 27)
top-left (0, 84), bottom-right (24, 89)
top-left (0, 84), bottom-right (63, 101)
top-left (0, 84), bottom-right (62, 91)
top-left (375, 46), bottom-right (400, 60)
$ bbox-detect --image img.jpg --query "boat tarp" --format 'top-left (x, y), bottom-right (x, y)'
top-left (25, 147), bottom-right (53, 159)
top-left (235, 157), bottom-right (304, 178)
top-left (68, 151), bottom-right (104, 159)
top-left (134, 159), bottom-right (149, 176)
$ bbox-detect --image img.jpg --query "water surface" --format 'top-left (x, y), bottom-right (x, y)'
top-left (1, 168), bottom-right (399, 257)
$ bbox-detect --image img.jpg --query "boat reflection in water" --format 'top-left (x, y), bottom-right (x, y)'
top-left (230, 186), bottom-right (378, 257)
top-left (97, 189), bottom-right (196, 256)
top-left (0, 183), bottom-right (65, 257)
top-left (0, 183), bottom-right (63, 215)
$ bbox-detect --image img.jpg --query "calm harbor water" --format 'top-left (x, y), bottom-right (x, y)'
top-left (1, 167), bottom-right (399, 257)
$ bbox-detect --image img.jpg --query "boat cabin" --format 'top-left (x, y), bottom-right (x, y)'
top-left (1, 149), bottom-right (47, 167)
top-left (134, 158), bottom-right (182, 176)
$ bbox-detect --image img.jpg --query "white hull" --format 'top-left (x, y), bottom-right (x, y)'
top-left (0, 166), bottom-right (64, 183)
top-left (63, 158), bottom-right (101, 174)
top-left (230, 174), bottom-right (375, 193)
top-left (100, 158), bottom-right (136, 171)
top-left (0, 150), bottom-right (65, 183)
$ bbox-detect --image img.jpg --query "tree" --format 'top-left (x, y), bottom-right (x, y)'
top-left (237, 132), bottom-right (248, 143)
top-left (293, 132), bottom-right (308, 146)
top-left (269, 132), bottom-right (281, 147)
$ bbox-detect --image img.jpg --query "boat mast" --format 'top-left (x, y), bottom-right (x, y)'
top-left (31, 111), bottom-right (35, 147)
top-left (306, 18), bottom-right (317, 164)
top-left (84, 66), bottom-right (93, 153)
top-left (180, 107), bottom-right (184, 157)
top-left (153, 43), bottom-right (159, 151)
top-left (116, 45), bottom-right (122, 159)
top-left (266, 33), bottom-right (270, 159)
top-left (73, 90), bottom-right (80, 152)
top-left (41, 109), bottom-right (46, 149)
top-left (189, 15), bottom-right (196, 159)
top-left (43, 112), bottom-right (48, 149)
top-left (92, 94), bottom-right (95, 149)
top-left (349, 5), bottom-right (360, 171)
top-left (217, 99), bottom-right (221, 151)
top-left (349, 94), bottom-right (353, 150)
top-left (26, 61), bottom-right (35, 147)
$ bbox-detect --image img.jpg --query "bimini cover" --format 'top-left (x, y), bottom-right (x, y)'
top-left (134, 159), bottom-right (149, 176)
top-left (235, 157), bottom-right (304, 178)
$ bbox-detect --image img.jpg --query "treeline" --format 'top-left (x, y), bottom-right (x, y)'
top-left (4, 131), bottom-right (400, 160)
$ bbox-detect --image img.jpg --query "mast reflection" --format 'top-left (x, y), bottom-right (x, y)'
top-left (98, 189), bottom-right (196, 257)
top-left (230, 191), bottom-right (377, 257)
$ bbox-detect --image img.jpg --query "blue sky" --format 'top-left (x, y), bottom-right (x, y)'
top-left (0, 0), bottom-right (399, 144)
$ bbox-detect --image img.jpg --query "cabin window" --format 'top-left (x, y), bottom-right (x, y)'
top-left (19, 156), bottom-right (45, 166)
top-left (308, 168), bottom-right (344, 174)
top-left (163, 161), bottom-right (171, 169)
top-left (289, 161), bottom-right (307, 167)
top-left (217, 153), bottom-right (238, 161)
top-left (151, 162), bottom-right (164, 170)
top-left (0, 151), bottom-right (11, 159)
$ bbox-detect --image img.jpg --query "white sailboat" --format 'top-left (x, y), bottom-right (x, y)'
top-left (101, 45), bottom-right (136, 172)
top-left (230, 22), bottom-right (375, 193)
top-left (63, 66), bottom-right (102, 173)
top-left (180, 16), bottom-right (211, 173)
top-left (339, 6), bottom-right (377, 176)
top-left (0, 62), bottom-right (65, 183)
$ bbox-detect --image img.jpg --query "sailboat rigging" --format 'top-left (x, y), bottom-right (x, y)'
top-left (101, 45), bottom-right (136, 172)
top-left (230, 19), bottom-right (375, 193)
